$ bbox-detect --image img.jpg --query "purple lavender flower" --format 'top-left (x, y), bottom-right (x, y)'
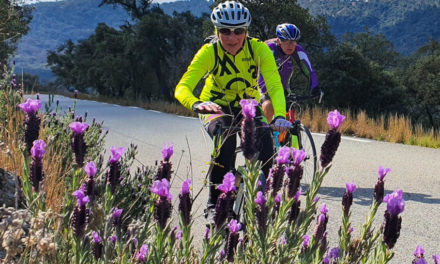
top-left (107, 146), bottom-right (125, 193)
top-left (112, 208), bottom-right (123, 227)
top-left (226, 219), bottom-right (241, 262)
top-left (412, 246), bottom-right (427, 264)
top-left (327, 110), bottom-right (345, 130)
top-left (204, 227), bottom-right (210, 241)
top-left (219, 250), bottom-right (226, 261)
top-left (267, 164), bottom-right (286, 197)
top-left (136, 244), bottom-right (148, 263)
top-left (218, 172), bottom-right (236, 193)
top-left (240, 99), bottom-right (258, 159)
top-left (378, 166), bottom-right (391, 181)
top-left (214, 174), bottom-right (236, 228)
top-left (179, 179), bottom-right (192, 225)
top-left (18, 98), bottom-right (41, 114)
top-left (320, 110), bottom-right (345, 168)
top-left (150, 179), bottom-right (173, 201)
top-left (92, 231), bottom-right (103, 260)
top-left (433, 254), bottom-right (439, 264)
top-left (176, 230), bottom-right (183, 241)
top-left (384, 189), bottom-right (405, 215)
top-left (255, 191), bottom-right (268, 234)
top-left (156, 144), bottom-right (173, 181)
top-left (292, 148), bottom-right (306, 166)
top-left (314, 204), bottom-right (329, 241)
top-left (71, 187), bottom-right (89, 238)
top-left (302, 235), bottom-right (310, 249)
top-left (289, 188), bottom-right (302, 223)
top-left (109, 235), bottom-right (117, 244)
top-left (161, 143), bottom-right (173, 161)
top-left (322, 253), bottom-right (330, 264)
top-left (286, 164), bottom-right (303, 198)
top-left (375, 166), bottom-right (391, 203)
top-left (239, 99), bottom-right (258, 119)
top-left (30, 140), bottom-right (46, 192)
top-left (151, 179), bottom-right (173, 229)
top-left (84, 161), bottom-right (97, 201)
top-left (19, 99), bottom-right (41, 152)
top-left (273, 193), bottom-right (282, 217)
top-left (329, 247), bottom-right (340, 259)
top-left (276, 146), bottom-right (291, 165)
top-left (342, 182), bottom-right (356, 216)
top-left (383, 189), bottom-right (405, 249)
top-left (69, 122), bottom-right (89, 167)
top-left (109, 146), bottom-right (125, 163)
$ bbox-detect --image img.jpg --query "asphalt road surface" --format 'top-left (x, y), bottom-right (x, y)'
top-left (38, 94), bottom-right (440, 263)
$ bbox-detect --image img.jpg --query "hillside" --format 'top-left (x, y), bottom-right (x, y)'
top-left (298, 0), bottom-right (440, 54)
top-left (14, 0), bottom-right (130, 81)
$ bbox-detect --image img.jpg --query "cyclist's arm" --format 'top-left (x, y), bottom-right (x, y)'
top-left (174, 44), bottom-right (215, 110)
top-left (255, 41), bottom-right (286, 119)
top-left (295, 44), bottom-right (318, 90)
top-left (258, 40), bottom-right (276, 94)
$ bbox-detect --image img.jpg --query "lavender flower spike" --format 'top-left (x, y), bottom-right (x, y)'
top-left (342, 182), bottom-right (356, 216)
top-left (69, 121), bottom-right (89, 134)
top-left (112, 208), bottom-right (123, 227)
top-left (254, 191), bottom-right (267, 205)
top-left (433, 254), bottom-right (439, 264)
top-left (291, 148), bottom-right (306, 166)
top-left (18, 98), bottom-right (41, 114)
top-left (161, 143), bottom-right (173, 161)
top-left (30, 140), bottom-right (46, 191)
top-left (384, 189), bottom-right (405, 215)
top-left (85, 161), bottom-right (97, 177)
top-left (276, 146), bottom-right (291, 165)
top-left (136, 244), bottom-right (148, 262)
top-left (92, 231), bottom-right (103, 260)
top-left (378, 166), bottom-right (391, 181)
top-left (150, 179), bottom-right (173, 201)
top-left (218, 172), bottom-right (236, 193)
top-left (30, 139), bottom-right (46, 159)
top-left (109, 146), bottom-right (126, 164)
top-left (179, 179), bottom-right (192, 225)
top-left (327, 110), bottom-right (345, 130)
top-left (181, 178), bottom-right (191, 195)
top-left (382, 189), bottom-right (405, 249)
top-left (414, 246), bottom-right (425, 258)
top-left (226, 219), bottom-right (241, 262)
top-left (73, 188), bottom-right (90, 207)
top-left (345, 182), bottom-right (357, 193)
top-left (302, 235), bottom-right (310, 249)
top-left (239, 99), bottom-right (258, 118)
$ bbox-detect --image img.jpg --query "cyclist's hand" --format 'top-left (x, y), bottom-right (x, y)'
top-left (192, 101), bottom-right (223, 114)
top-left (271, 117), bottom-right (291, 132)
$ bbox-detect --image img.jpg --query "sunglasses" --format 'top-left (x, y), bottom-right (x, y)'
top-left (218, 27), bottom-right (246, 35)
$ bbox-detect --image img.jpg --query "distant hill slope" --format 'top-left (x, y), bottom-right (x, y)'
top-left (14, 0), bottom-right (129, 81)
top-left (298, 0), bottom-right (440, 54)
top-left (12, 0), bottom-right (440, 81)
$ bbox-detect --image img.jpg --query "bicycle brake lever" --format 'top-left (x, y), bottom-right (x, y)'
top-left (318, 91), bottom-right (324, 104)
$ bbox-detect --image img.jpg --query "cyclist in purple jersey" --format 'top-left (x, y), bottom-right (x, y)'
top-left (259, 23), bottom-right (320, 123)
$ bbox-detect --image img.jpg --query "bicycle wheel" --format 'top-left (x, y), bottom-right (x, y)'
top-left (297, 124), bottom-right (317, 193)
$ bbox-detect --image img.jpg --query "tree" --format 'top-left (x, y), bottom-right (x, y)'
top-left (402, 39), bottom-right (440, 129)
top-left (0, 0), bottom-right (32, 62)
top-left (99, 0), bottom-right (153, 20)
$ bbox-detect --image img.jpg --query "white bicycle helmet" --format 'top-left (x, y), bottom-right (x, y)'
top-left (211, 1), bottom-right (251, 28)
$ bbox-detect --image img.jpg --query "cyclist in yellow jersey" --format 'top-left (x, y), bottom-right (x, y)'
top-left (174, 1), bottom-right (291, 221)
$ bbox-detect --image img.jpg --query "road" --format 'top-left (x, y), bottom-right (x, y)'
top-left (38, 94), bottom-right (440, 263)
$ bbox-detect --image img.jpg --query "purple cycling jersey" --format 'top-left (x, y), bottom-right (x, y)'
top-left (259, 40), bottom-right (318, 94)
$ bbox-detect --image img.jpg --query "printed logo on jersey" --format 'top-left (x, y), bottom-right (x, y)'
top-left (214, 54), bottom-right (240, 76)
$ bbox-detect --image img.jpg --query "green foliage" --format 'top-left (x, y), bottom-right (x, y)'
top-left (298, 0), bottom-right (440, 55)
top-left (0, 0), bottom-right (32, 62)
top-left (399, 38), bottom-right (440, 129)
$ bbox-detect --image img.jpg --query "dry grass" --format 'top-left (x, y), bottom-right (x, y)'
top-left (298, 106), bottom-right (439, 148)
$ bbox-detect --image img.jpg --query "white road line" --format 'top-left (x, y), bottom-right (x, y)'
top-left (177, 115), bottom-right (198, 120)
top-left (149, 110), bottom-right (162, 114)
top-left (312, 133), bottom-right (371, 143)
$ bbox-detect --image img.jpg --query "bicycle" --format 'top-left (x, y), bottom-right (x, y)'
top-left (273, 91), bottom-right (323, 194)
